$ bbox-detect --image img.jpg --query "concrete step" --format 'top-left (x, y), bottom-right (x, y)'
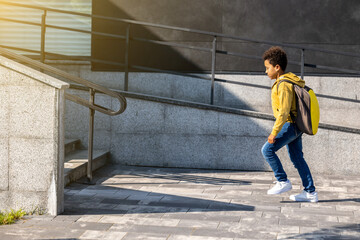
top-left (64, 138), bottom-right (82, 156)
top-left (64, 138), bottom-right (109, 186)
top-left (64, 149), bottom-right (109, 186)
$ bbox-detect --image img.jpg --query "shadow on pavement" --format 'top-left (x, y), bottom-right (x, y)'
top-left (280, 224), bottom-right (360, 239)
top-left (63, 166), bottom-right (256, 216)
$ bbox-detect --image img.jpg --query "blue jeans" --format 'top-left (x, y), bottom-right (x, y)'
top-left (261, 122), bottom-right (315, 193)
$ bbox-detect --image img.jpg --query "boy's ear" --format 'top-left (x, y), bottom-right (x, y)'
top-left (274, 64), bottom-right (281, 71)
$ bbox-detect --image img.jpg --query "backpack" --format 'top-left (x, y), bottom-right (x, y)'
top-left (278, 79), bottom-right (320, 135)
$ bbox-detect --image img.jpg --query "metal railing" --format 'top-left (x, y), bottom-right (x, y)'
top-left (0, 1), bottom-right (360, 105)
top-left (0, 46), bottom-right (127, 184)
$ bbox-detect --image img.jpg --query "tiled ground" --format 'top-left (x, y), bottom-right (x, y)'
top-left (1, 165), bottom-right (359, 239)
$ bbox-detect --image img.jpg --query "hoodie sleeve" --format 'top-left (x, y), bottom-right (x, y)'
top-left (271, 82), bottom-right (293, 136)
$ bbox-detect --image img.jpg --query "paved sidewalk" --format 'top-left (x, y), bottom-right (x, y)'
top-left (1, 165), bottom-right (359, 239)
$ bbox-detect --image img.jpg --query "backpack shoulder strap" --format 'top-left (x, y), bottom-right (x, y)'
top-left (276, 79), bottom-right (296, 122)
top-left (276, 79), bottom-right (295, 92)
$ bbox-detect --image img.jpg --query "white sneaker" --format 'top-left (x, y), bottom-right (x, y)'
top-left (267, 180), bottom-right (292, 195)
top-left (289, 190), bottom-right (318, 202)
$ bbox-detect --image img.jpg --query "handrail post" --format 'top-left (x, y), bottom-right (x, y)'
top-left (301, 49), bottom-right (305, 79)
top-left (40, 10), bottom-right (47, 64)
top-left (124, 24), bottom-right (131, 91)
top-left (87, 88), bottom-right (95, 184)
top-left (210, 36), bottom-right (217, 105)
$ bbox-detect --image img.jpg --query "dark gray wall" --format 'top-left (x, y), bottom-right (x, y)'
top-left (92, 0), bottom-right (360, 73)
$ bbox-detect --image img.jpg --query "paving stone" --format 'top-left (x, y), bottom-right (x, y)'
top-left (148, 200), bottom-right (210, 209)
top-left (0, 233), bottom-right (29, 240)
top-left (254, 205), bottom-right (282, 212)
top-left (191, 228), bottom-right (237, 238)
top-left (276, 233), bottom-right (305, 239)
top-left (92, 191), bottom-right (131, 199)
top-left (77, 215), bottom-right (104, 223)
top-left (98, 215), bottom-right (129, 224)
top-left (115, 189), bottom-right (151, 197)
top-left (101, 198), bottom-right (140, 205)
top-left (126, 194), bottom-right (163, 200)
top-left (65, 194), bottom-right (100, 203)
top-left (144, 187), bottom-right (206, 195)
top-left (169, 235), bottom-right (233, 240)
top-left (78, 202), bottom-right (118, 210)
top-left (181, 211), bottom-right (241, 222)
top-left (124, 212), bottom-right (165, 219)
top-left (63, 206), bottom-right (127, 216)
top-left (25, 215), bottom-right (56, 221)
top-left (281, 206), bottom-right (354, 216)
top-left (33, 228), bottom-right (85, 239)
top-left (218, 221), bottom-right (299, 234)
top-left (336, 205), bottom-right (360, 211)
top-left (160, 193), bottom-right (217, 200)
top-left (193, 228), bottom-right (278, 239)
top-left (220, 183), bottom-right (269, 190)
top-left (100, 216), bottom-right (180, 226)
top-left (234, 231), bottom-right (278, 239)
top-left (114, 205), bottom-right (190, 215)
top-left (240, 216), bottom-right (279, 225)
top-left (18, 219), bottom-right (73, 229)
top-left (316, 186), bottom-right (348, 193)
top-left (203, 189), bottom-right (253, 197)
top-left (2, 165), bottom-right (360, 239)
top-left (300, 202), bottom-right (336, 209)
top-left (53, 215), bottom-right (82, 222)
top-left (65, 189), bottom-right (81, 195)
top-left (109, 224), bottom-right (194, 235)
top-left (338, 215), bottom-right (360, 223)
top-left (121, 232), bottom-right (169, 240)
top-left (137, 196), bottom-right (164, 204)
top-left (159, 184), bottom-right (222, 190)
top-left (282, 213), bottom-right (339, 222)
top-left (300, 226), bottom-right (339, 234)
top-left (191, 208), bottom-right (262, 218)
top-left (69, 222), bottom-right (114, 231)
top-left (177, 219), bottom-right (219, 228)
top-left (279, 218), bottom-right (319, 227)
top-left (79, 230), bottom-right (127, 239)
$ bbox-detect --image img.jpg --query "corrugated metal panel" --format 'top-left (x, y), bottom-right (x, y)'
top-left (0, 0), bottom-right (91, 56)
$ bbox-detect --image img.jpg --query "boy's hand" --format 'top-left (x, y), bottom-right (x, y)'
top-left (268, 134), bottom-right (276, 144)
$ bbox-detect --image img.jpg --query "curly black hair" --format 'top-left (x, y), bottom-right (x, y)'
top-left (262, 46), bottom-right (288, 71)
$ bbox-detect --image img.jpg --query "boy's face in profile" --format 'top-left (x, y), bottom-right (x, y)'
top-left (264, 60), bottom-right (280, 80)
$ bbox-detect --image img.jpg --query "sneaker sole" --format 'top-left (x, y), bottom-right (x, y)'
top-left (289, 196), bottom-right (318, 202)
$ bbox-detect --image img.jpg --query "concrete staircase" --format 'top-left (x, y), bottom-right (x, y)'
top-left (64, 139), bottom-right (109, 186)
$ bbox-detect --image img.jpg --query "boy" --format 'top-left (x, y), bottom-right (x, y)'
top-left (261, 46), bottom-right (318, 202)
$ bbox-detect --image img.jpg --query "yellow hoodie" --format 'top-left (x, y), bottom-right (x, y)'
top-left (271, 72), bottom-right (305, 136)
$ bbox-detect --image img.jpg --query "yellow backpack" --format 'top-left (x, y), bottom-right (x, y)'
top-left (278, 80), bottom-right (320, 135)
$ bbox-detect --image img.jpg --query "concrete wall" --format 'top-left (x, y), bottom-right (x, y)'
top-left (0, 56), bottom-right (68, 215)
top-left (92, 0), bottom-right (360, 72)
top-left (60, 62), bottom-right (360, 175)
top-left (56, 63), bottom-right (360, 129)
top-left (65, 92), bottom-right (360, 176)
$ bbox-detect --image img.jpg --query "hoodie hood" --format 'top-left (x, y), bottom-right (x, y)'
top-left (275, 72), bottom-right (305, 87)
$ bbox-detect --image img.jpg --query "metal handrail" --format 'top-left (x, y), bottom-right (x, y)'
top-left (1, 1), bottom-right (359, 70)
top-left (0, 47), bottom-right (126, 115)
top-left (1, 1), bottom-right (359, 106)
top-left (0, 2), bottom-right (359, 98)
top-left (0, 46), bottom-right (127, 183)
top-left (1, 0), bottom-right (360, 59)
top-left (0, 1), bottom-right (359, 79)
